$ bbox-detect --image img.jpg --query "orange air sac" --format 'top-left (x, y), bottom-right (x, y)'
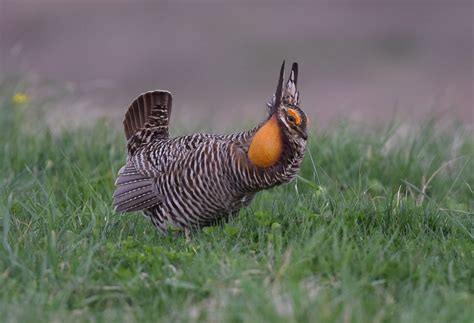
top-left (248, 116), bottom-right (283, 167)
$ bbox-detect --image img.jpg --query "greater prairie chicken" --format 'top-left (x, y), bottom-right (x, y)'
top-left (113, 61), bottom-right (308, 233)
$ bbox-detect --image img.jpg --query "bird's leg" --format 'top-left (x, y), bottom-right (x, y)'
top-left (184, 227), bottom-right (191, 242)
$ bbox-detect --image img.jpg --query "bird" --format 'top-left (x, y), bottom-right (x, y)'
top-left (112, 61), bottom-right (308, 233)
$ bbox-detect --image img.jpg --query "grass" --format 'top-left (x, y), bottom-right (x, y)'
top-left (0, 89), bottom-right (473, 322)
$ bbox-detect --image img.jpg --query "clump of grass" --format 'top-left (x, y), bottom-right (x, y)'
top-left (0, 88), bottom-right (473, 322)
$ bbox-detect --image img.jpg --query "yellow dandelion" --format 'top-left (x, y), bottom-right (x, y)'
top-left (12, 92), bottom-right (28, 105)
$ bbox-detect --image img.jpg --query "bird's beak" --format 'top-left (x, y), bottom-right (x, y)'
top-left (299, 129), bottom-right (308, 140)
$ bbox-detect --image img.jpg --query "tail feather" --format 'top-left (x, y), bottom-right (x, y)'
top-left (123, 90), bottom-right (173, 140)
top-left (113, 162), bottom-right (163, 213)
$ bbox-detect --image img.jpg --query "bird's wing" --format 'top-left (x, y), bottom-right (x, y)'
top-left (113, 134), bottom-right (216, 213)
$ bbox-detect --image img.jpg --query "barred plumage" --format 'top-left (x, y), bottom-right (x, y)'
top-left (113, 61), bottom-right (308, 233)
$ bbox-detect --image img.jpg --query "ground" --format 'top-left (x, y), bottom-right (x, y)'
top-left (0, 92), bottom-right (473, 322)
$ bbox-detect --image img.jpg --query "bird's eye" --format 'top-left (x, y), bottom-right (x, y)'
top-left (287, 108), bottom-right (302, 126)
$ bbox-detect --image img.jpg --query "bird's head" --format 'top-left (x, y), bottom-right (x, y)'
top-left (248, 61), bottom-right (308, 168)
top-left (269, 61), bottom-right (308, 142)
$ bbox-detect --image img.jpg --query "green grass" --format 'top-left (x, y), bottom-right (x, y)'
top-left (0, 90), bottom-right (473, 322)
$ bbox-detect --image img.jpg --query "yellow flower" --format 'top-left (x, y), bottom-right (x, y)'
top-left (12, 92), bottom-right (28, 104)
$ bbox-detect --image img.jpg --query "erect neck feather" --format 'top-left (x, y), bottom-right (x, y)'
top-left (248, 116), bottom-right (284, 167)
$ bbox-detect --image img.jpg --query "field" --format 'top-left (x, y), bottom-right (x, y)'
top-left (0, 90), bottom-right (473, 322)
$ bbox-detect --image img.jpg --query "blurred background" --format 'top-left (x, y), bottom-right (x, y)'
top-left (1, 0), bottom-right (472, 131)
